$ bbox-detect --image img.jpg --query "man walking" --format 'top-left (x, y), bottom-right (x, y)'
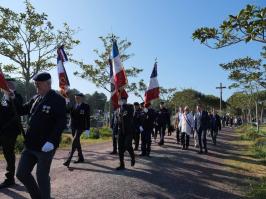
top-left (194, 105), bottom-right (210, 154)
top-left (133, 102), bottom-right (142, 151)
top-left (15, 72), bottom-right (67, 199)
top-left (0, 78), bottom-right (23, 188)
top-left (116, 96), bottom-right (135, 170)
top-left (157, 101), bottom-right (171, 146)
top-left (140, 103), bottom-right (156, 157)
top-left (63, 93), bottom-right (90, 167)
top-left (181, 106), bottom-right (194, 150)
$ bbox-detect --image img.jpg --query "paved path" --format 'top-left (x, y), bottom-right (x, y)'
top-left (0, 128), bottom-right (251, 199)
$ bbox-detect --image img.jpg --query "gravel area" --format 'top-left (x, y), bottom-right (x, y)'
top-left (0, 128), bottom-right (247, 199)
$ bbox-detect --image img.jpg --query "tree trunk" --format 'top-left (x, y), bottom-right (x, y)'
top-left (260, 102), bottom-right (265, 125)
top-left (255, 101), bottom-right (259, 132)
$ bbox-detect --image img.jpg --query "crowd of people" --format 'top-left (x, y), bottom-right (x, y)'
top-left (0, 71), bottom-right (243, 199)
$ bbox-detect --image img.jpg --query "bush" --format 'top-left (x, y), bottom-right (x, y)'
top-left (247, 178), bottom-right (266, 199)
top-left (60, 134), bottom-right (72, 146)
top-left (15, 134), bottom-right (25, 153)
top-left (253, 137), bottom-right (266, 161)
top-left (80, 127), bottom-right (112, 140)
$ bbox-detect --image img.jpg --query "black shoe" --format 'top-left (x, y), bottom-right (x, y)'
top-left (110, 151), bottom-right (117, 155)
top-left (146, 153), bottom-right (150, 157)
top-left (139, 153), bottom-right (146, 156)
top-left (131, 159), bottom-right (135, 167)
top-left (74, 158), bottom-right (84, 163)
top-left (204, 150), bottom-right (208, 154)
top-left (0, 179), bottom-right (15, 189)
top-left (198, 151), bottom-right (203, 154)
top-left (116, 165), bottom-right (125, 170)
top-left (63, 160), bottom-right (71, 167)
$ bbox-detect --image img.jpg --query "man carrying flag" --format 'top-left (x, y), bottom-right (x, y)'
top-left (111, 39), bottom-right (135, 170)
top-left (0, 70), bottom-right (23, 189)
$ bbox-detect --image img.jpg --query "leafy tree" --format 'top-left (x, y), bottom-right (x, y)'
top-left (0, 0), bottom-right (79, 99)
top-left (86, 91), bottom-right (107, 114)
top-left (170, 89), bottom-right (225, 113)
top-left (74, 34), bottom-right (142, 94)
top-left (220, 57), bottom-right (265, 130)
top-left (192, 4), bottom-right (266, 49)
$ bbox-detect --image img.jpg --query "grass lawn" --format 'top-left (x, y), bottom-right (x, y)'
top-left (225, 124), bottom-right (266, 199)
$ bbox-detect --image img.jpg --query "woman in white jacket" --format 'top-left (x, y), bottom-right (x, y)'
top-left (181, 106), bottom-right (195, 150)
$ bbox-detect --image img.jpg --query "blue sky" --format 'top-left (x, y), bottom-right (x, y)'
top-left (0, 0), bottom-right (265, 102)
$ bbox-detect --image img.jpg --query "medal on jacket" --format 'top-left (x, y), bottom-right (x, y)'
top-left (42, 105), bottom-right (51, 114)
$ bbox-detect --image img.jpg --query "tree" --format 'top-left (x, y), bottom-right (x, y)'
top-left (220, 57), bottom-right (265, 130)
top-left (192, 4), bottom-right (266, 49)
top-left (0, 0), bottom-right (79, 99)
top-left (86, 91), bottom-right (107, 114)
top-left (74, 34), bottom-right (142, 94)
top-left (170, 89), bottom-right (224, 112)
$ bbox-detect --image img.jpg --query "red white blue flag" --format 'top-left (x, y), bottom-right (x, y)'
top-left (144, 61), bottom-right (160, 104)
top-left (57, 45), bottom-right (70, 98)
top-left (112, 40), bottom-right (127, 91)
top-left (109, 57), bottom-right (127, 110)
top-left (0, 68), bottom-right (10, 92)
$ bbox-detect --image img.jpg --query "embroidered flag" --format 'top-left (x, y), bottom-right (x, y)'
top-left (57, 45), bottom-right (70, 98)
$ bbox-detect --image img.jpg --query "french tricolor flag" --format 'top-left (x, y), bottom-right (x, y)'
top-left (57, 46), bottom-right (70, 98)
top-left (109, 57), bottom-right (128, 110)
top-left (112, 40), bottom-right (127, 91)
top-left (0, 68), bottom-right (10, 93)
top-left (144, 61), bottom-right (160, 104)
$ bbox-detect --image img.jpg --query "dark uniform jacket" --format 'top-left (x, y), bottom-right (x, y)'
top-left (18, 90), bottom-right (67, 151)
top-left (210, 114), bottom-right (221, 132)
top-left (133, 108), bottom-right (143, 133)
top-left (111, 111), bottom-right (119, 135)
top-left (156, 107), bottom-right (170, 128)
top-left (195, 110), bottom-right (210, 131)
top-left (70, 103), bottom-right (90, 130)
top-left (118, 104), bottom-right (134, 136)
top-left (0, 91), bottom-right (23, 136)
top-left (142, 108), bottom-right (156, 132)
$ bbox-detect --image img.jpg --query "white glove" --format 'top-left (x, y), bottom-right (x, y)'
top-left (41, 142), bottom-right (54, 152)
top-left (85, 129), bottom-right (90, 136)
top-left (139, 126), bottom-right (144, 132)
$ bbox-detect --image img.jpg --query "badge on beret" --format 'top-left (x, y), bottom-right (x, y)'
top-left (80, 110), bottom-right (85, 115)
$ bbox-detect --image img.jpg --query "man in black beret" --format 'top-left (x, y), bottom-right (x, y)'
top-left (156, 101), bottom-right (171, 146)
top-left (0, 78), bottom-right (23, 189)
top-left (15, 72), bottom-right (67, 199)
top-left (116, 96), bottom-right (135, 170)
top-left (63, 92), bottom-right (90, 167)
top-left (133, 102), bottom-right (142, 151)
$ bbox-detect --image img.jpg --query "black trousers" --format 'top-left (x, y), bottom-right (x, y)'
top-left (176, 127), bottom-right (181, 143)
top-left (198, 129), bottom-right (208, 152)
top-left (0, 134), bottom-right (18, 181)
top-left (133, 129), bottom-right (140, 150)
top-left (16, 148), bottom-right (55, 199)
top-left (154, 126), bottom-right (160, 140)
top-left (112, 131), bottom-right (118, 152)
top-left (211, 130), bottom-right (218, 145)
top-left (67, 129), bottom-right (84, 161)
top-left (118, 134), bottom-right (134, 166)
top-left (158, 125), bottom-right (166, 144)
top-left (181, 132), bottom-right (190, 148)
top-left (141, 130), bottom-right (152, 155)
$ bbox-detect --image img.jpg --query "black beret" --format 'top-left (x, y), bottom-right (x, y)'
top-left (33, 72), bottom-right (51, 81)
top-left (160, 101), bottom-right (165, 105)
top-left (5, 78), bottom-right (16, 82)
top-left (75, 93), bottom-right (84, 97)
top-left (140, 102), bottom-right (145, 106)
top-left (133, 102), bottom-right (139, 106)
